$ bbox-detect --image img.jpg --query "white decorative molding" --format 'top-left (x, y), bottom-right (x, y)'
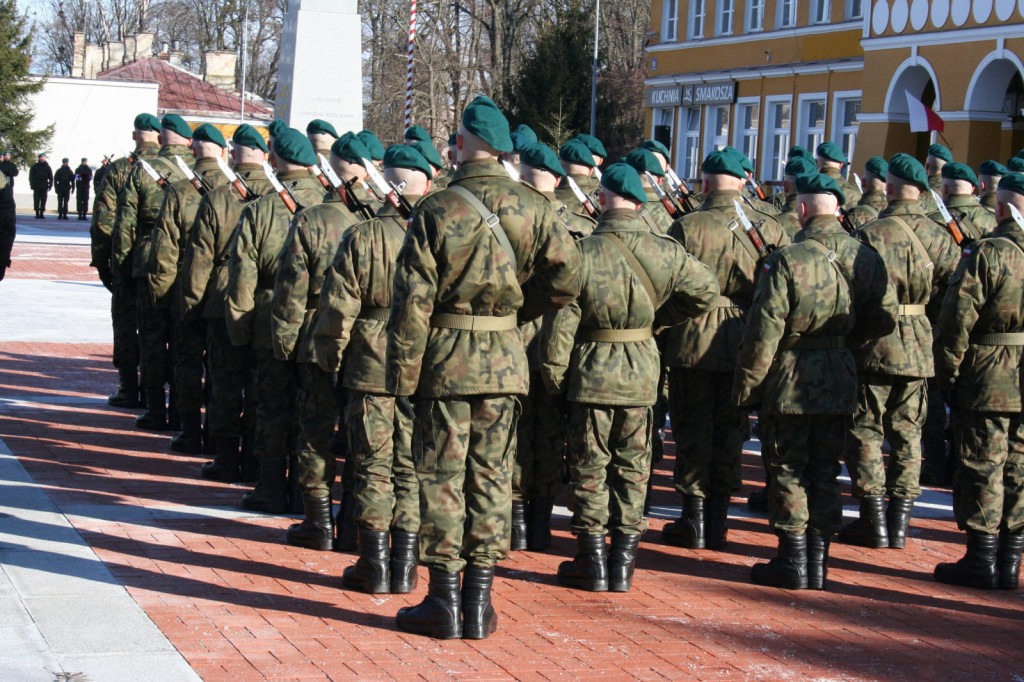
top-left (951, 0), bottom-right (971, 24)
top-left (884, 55), bottom-right (941, 112)
top-left (964, 49), bottom-right (1024, 111)
top-left (873, 0), bottom-right (891, 33)
top-left (974, 0), bottom-right (994, 22)
top-left (863, 21), bottom-right (1024, 49)
top-left (911, 0), bottom-right (930, 29)
top-left (646, 19), bottom-right (861, 51)
top-left (932, 0), bottom-right (951, 26)
top-left (891, 0), bottom-right (910, 31)
top-left (645, 59), bottom-right (863, 87)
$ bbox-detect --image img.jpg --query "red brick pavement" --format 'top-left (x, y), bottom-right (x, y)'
top-left (2, 239), bottom-right (1023, 680)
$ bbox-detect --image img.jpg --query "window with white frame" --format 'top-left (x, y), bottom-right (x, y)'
top-left (705, 105), bottom-right (730, 155)
top-left (798, 95), bottom-right (827, 152)
top-left (812, 0), bottom-right (830, 23)
top-left (656, 108), bottom-right (675, 153)
top-left (762, 97), bottom-right (791, 181)
top-left (778, 0), bottom-right (798, 28)
top-left (717, 0), bottom-right (735, 35)
top-left (746, 0), bottom-right (765, 31)
top-left (734, 100), bottom-right (760, 171)
top-left (833, 95), bottom-right (861, 165)
top-left (662, 0), bottom-right (679, 41)
top-left (679, 108), bottom-right (702, 180)
top-left (846, 0), bottom-right (864, 20)
top-left (689, 0), bottom-right (705, 39)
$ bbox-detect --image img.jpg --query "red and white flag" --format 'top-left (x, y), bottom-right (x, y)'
top-left (905, 90), bottom-right (945, 132)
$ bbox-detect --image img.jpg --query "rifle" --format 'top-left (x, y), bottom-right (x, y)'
top-left (931, 189), bottom-right (966, 245)
top-left (260, 161), bottom-right (301, 214)
top-left (853, 172), bottom-right (864, 194)
top-left (309, 163), bottom-right (332, 191)
top-left (664, 167), bottom-right (697, 213)
top-left (318, 153), bottom-right (375, 221)
top-left (645, 171), bottom-right (683, 219)
top-left (361, 156), bottom-right (412, 219)
top-left (216, 157), bottom-right (256, 201)
top-left (732, 199), bottom-right (774, 255)
top-left (564, 174), bottom-right (599, 219)
top-left (137, 157), bottom-right (171, 190)
top-left (501, 158), bottom-right (520, 182)
top-left (174, 156), bottom-right (212, 195)
top-left (836, 206), bottom-right (855, 233)
top-left (1009, 203), bottom-right (1024, 232)
top-left (746, 175), bottom-right (769, 202)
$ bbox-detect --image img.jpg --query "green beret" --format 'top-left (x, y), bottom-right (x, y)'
top-left (927, 143), bottom-right (953, 163)
top-left (81, 157), bottom-right (87, 162)
top-left (512, 124), bottom-right (539, 145)
top-left (816, 141), bottom-right (847, 164)
top-left (784, 156), bottom-right (817, 176)
top-left (510, 131), bottom-right (533, 153)
top-left (723, 146), bottom-right (754, 174)
top-left (980, 160), bottom-right (1008, 177)
top-left (461, 95), bottom-right (512, 153)
top-left (161, 114), bottom-right (193, 140)
top-left (941, 161), bottom-right (978, 187)
top-left (641, 139), bottom-right (671, 161)
top-left (306, 119), bottom-right (339, 139)
top-left (888, 152), bottom-right (929, 190)
top-left (61, 157), bottom-right (68, 163)
top-left (701, 149), bottom-right (747, 180)
top-left (788, 145), bottom-right (814, 161)
top-left (404, 124), bottom-right (431, 143)
top-left (383, 144), bottom-right (433, 179)
top-left (997, 172), bottom-right (1024, 196)
top-left (1016, 149), bottom-right (1024, 159)
top-left (625, 148), bottom-right (664, 177)
top-left (600, 162), bottom-right (647, 205)
top-left (520, 142), bottom-right (565, 178)
top-left (407, 139), bottom-right (444, 170)
top-left (192, 123), bottom-right (227, 148)
top-left (447, 132), bottom-right (457, 146)
top-left (575, 133), bottom-right (607, 159)
top-left (273, 128), bottom-right (317, 166)
top-left (1008, 157), bottom-right (1024, 173)
top-left (795, 172), bottom-right (846, 206)
top-left (134, 113), bottom-right (160, 132)
top-left (356, 130), bottom-right (385, 161)
top-left (330, 132), bottom-right (371, 164)
top-left (232, 123), bottom-right (268, 152)
top-left (864, 156), bottom-right (888, 180)
top-left (559, 139), bottom-right (597, 168)
top-left (268, 119), bottom-right (287, 139)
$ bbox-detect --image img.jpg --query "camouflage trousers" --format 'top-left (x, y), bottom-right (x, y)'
top-left (760, 413), bottom-right (850, 536)
top-left (252, 347), bottom-right (296, 485)
top-left (414, 395), bottom-right (519, 572)
top-left (111, 271), bottom-right (139, 371)
top-left (346, 390), bottom-right (418, 533)
top-left (952, 411), bottom-right (1024, 534)
top-left (172, 317), bottom-right (206, 415)
top-left (136, 278), bottom-right (172, 390)
top-left (566, 403), bottom-right (653, 536)
top-left (294, 362), bottom-right (339, 499)
top-left (669, 367), bottom-right (748, 499)
top-left (513, 371), bottom-right (566, 502)
top-left (205, 319), bottom-right (254, 441)
top-left (846, 375), bottom-right (926, 499)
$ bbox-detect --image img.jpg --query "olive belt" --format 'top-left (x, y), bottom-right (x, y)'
top-left (577, 327), bottom-right (654, 342)
top-left (777, 335), bottom-right (846, 350)
top-left (429, 313), bottom-right (518, 331)
top-left (971, 332), bottom-right (1024, 346)
top-left (359, 306), bottom-right (391, 321)
top-left (898, 304), bottom-right (926, 316)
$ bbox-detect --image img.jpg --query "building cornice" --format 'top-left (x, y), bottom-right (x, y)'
top-left (646, 59), bottom-right (863, 88)
top-left (859, 111), bottom-right (1009, 124)
top-left (862, 23), bottom-right (1024, 51)
top-left (648, 20), bottom-right (862, 53)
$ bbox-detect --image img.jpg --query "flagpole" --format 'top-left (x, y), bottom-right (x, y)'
top-left (404, 0), bottom-right (417, 132)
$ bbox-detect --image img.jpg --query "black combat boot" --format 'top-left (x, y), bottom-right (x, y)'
top-left (389, 529), bottom-right (419, 593)
top-left (170, 410), bottom-right (204, 455)
top-left (751, 532), bottom-right (808, 590)
top-left (526, 498), bottom-right (555, 551)
top-left (241, 457), bottom-right (289, 513)
top-left (135, 388), bottom-right (168, 430)
top-left (837, 496), bottom-right (888, 548)
top-left (886, 497), bottom-right (915, 549)
top-left (705, 495), bottom-right (730, 550)
top-left (286, 495), bottom-right (334, 551)
top-left (240, 432), bottom-right (259, 482)
top-left (608, 532), bottom-right (642, 592)
top-left (997, 531), bottom-right (1024, 590)
top-left (334, 490), bottom-right (358, 552)
top-left (806, 533), bottom-right (831, 590)
top-left (201, 437), bottom-right (242, 482)
top-left (747, 487), bottom-right (769, 512)
top-left (510, 500), bottom-right (527, 551)
top-left (660, 496), bottom-right (705, 549)
top-left (342, 529), bottom-right (390, 593)
top-left (107, 368), bottom-right (142, 408)
top-left (396, 567), bottom-right (462, 639)
top-left (287, 451), bottom-right (304, 514)
top-left (934, 531), bottom-right (998, 589)
top-left (557, 534), bottom-right (608, 592)
top-left (461, 566), bottom-right (498, 640)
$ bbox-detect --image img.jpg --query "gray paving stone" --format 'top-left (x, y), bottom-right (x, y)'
top-left (25, 596), bottom-right (177, 656)
top-left (55, 653), bottom-right (202, 682)
top-left (1, 550), bottom-right (123, 599)
top-left (0, 655), bottom-right (63, 682)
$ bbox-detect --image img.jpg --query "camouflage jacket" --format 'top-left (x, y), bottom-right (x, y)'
top-left (821, 166), bottom-right (862, 210)
top-left (385, 157), bottom-right (582, 398)
top-left (148, 157), bottom-right (229, 312)
top-left (312, 202), bottom-right (410, 388)
top-left (733, 215), bottom-right (898, 414)
top-left (271, 194), bottom-right (362, 364)
top-left (662, 190), bottom-right (791, 372)
top-left (89, 145), bottom-right (154, 271)
top-left (642, 185), bottom-right (677, 234)
top-left (554, 172), bottom-right (601, 224)
top-left (845, 190), bottom-right (887, 232)
top-left (936, 220), bottom-right (1024, 412)
top-left (431, 172), bottom-right (451, 192)
top-left (852, 199), bottom-right (960, 377)
top-left (980, 190), bottom-right (997, 212)
top-left (921, 174), bottom-right (943, 213)
top-left (742, 188), bottom-right (782, 216)
top-left (769, 190), bottom-right (786, 211)
top-left (539, 208), bottom-right (720, 406)
top-left (774, 194), bottom-right (801, 240)
top-left (112, 144), bottom-right (192, 278)
top-left (928, 194), bottom-right (997, 241)
top-left (225, 170), bottom-right (324, 348)
top-left (180, 163), bottom-right (274, 320)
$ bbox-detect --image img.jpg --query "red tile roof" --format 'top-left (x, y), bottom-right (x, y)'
top-left (97, 57), bottom-right (272, 118)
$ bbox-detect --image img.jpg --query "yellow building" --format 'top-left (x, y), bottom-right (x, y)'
top-left (646, 0), bottom-right (1024, 180)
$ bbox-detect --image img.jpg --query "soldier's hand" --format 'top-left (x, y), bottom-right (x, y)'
top-left (96, 265), bottom-right (114, 292)
top-left (396, 396), bottom-right (416, 421)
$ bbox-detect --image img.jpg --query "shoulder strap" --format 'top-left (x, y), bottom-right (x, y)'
top-left (448, 184), bottom-right (517, 271)
top-left (993, 233), bottom-right (1024, 259)
top-left (380, 214), bottom-right (406, 242)
top-left (599, 232), bottom-right (658, 307)
top-left (636, 207), bottom-right (662, 234)
top-left (889, 215), bottom-right (934, 270)
top-left (803, 237), bottom-right (853, 291)
top-left (727, 217), bottom-right (762, 262)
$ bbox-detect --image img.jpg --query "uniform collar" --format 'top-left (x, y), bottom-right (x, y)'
top-left (593, 208), bottom-right (647, 233)
top-left (795, 214), bottom-right (845, 238)
top-left (701, 190), bottom-right (742, 209)
top-left (451, 157), bottom-right (505, 182)
top-left (880, 199), bottom-right (925, 217)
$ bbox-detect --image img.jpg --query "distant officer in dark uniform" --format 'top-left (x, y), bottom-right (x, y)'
top-left (29, 154), bottom-right (52, 218)
top-left (53, 158), bottom-right (74, 220)
top-left (74, 158), bottom-right (92, 219)
top-left (0, 152), bottom-right (17, 280)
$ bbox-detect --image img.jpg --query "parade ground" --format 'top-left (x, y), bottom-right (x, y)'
top-left (1, 215), bottom-right (1022, 681)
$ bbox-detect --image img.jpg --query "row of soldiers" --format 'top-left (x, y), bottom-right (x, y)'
top-left (88, 101), bottom-right (1023, 642)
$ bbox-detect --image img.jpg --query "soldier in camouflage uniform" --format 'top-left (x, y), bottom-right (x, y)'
top-left (724, 147), bottom-right (781, 217)
top-left (91, 114), bottom-right (161, 408)
top-left (928, 162), bottom-right (997, 241)
top-left (574, 134), bottom-right (606, 167)
top-left (978, 160), bottom-right (1007, 213)
top-left (306, 119), bottom-right (339, 158)
top-left (660, 150), bottom-right (790, 551)
top-left (625, 148), bottom-right (678, 235)
top-left (734, 172), bottom-right (897, 590)
top-left (226, 128), bottom-right (325, 512)
top-left (816, 142), bottom-right (861, 210)
top-left (272, 133), bottom-right (374, 551)
top-left (769, 146), bottom-right (816, 210)
top-left (148, 124), bottom-right (230, 454)
top-left (357, 129), bottom-right (386, 169)
top-left (555, 139), bottom-right (601, 221)
top-left (839, 153), bottom-right (960, 550)
top-left (407, 138), bottom-right (449, 192)
top-left (310, 144), bottom-right (430, 592)
top-left (933, 172), bottom-right (1024, 591)
top-left (113, 114), bottom-right (194, 429)
top-left (845, 156), bottom-right (889, 231)
top-left (921, 144), bottom-right (953, 213)
top-left (511, 143), bottom-right (597, 553)
top-left (181, 124), bottom-right (272, 482)
top-left (541, 163), bottom-right (719, 593)
top-left (387, 96), bottom-right (581, 640)
top-left (775, 156), bottom-right (818, 239)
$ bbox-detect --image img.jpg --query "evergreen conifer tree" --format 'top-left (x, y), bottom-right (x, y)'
top-left (0, 1), bottom-right (52, 166)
